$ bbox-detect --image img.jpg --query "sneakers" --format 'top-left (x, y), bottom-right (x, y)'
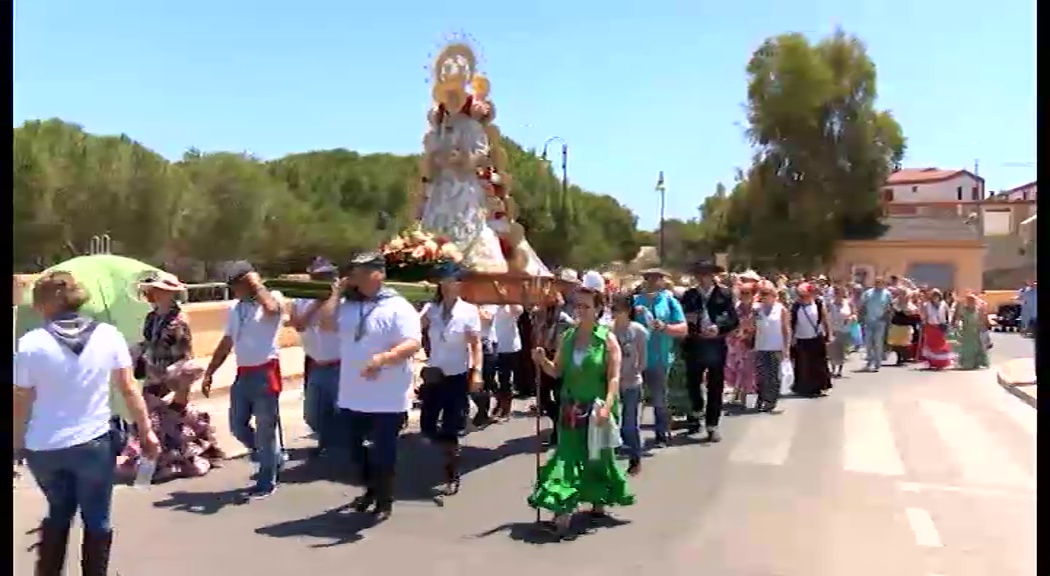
top-left (706, 426), bottom-right (722, 443)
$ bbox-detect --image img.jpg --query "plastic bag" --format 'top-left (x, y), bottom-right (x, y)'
top-left (780, 359), bottom-right (795, 394)
top-left (850, 321), bottom-right (863, 347)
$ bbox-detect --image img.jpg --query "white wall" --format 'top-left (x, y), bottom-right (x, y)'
top-left (982, 210), bottom-right (1013, 236)
top-left (885, 174), bottom-right (985, 203)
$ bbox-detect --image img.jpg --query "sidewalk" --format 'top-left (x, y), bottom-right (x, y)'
top-left (995, 357), bottom-right (1037, 408)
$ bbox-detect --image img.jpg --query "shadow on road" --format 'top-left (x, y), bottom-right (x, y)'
top-left (471, 513), bottom-right (631, 545)
top-left (152, 487), bottom-right (249, 515)
top-left (253, 504), bottom-right (372, 547)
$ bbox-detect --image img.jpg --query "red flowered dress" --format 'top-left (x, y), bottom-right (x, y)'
top-left (725, 300), bottom-right (757, 395)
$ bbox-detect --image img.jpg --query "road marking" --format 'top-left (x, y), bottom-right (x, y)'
top-left (728, 403), bottom-right (799, 466)
top-left (904, 507), bottom-right (943, 548)
top-left (919, 399), bottom-right (1033, 489)
top-left (842, 399), bottom-right (904, 476)
top-left (898, 481), bottom-right (1036, 501)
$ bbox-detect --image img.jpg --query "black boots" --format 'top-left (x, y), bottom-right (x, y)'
top-left (372, 472), bottom-right (395, 522)
top-left (349, 457), bottom-right (376, 513)
top-left (442, 444), bottom-right (461, 496)
top-left (34, 519), bottom-right (71, 576)
top-left (33, 522), bottom-right (111, 576)
top-left (81, 530), bottom-right (113, 576)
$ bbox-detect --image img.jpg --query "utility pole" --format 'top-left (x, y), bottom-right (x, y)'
top-left (656, 171), bottom-right (666, 265)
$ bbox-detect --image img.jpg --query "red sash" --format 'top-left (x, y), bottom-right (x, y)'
top-left (237, 358), bottom-right (283, 394)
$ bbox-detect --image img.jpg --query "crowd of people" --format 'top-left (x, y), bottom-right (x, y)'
top-left (15, 254), bottom-right (1006, 572)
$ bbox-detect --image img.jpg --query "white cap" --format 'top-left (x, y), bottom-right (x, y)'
top-left (581, 270), bottom-right (605, 292)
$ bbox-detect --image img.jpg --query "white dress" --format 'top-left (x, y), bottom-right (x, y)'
top-left (419, 111), bottom-right (549, 276)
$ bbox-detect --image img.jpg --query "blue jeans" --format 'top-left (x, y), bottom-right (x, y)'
top-left (863, 321), bottom-right (887, 369)
top-left (619, 387), bottom-right (643, 460)
top-left (642, 366), bottom-right (670, 437)
top-left (26, 432), bottom-right (115, 532)
top-left (229, 369), bottom-right (282, 490)
top-left (303, 363), bottom-right (340, 450)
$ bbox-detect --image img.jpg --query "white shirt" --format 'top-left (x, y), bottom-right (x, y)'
top-left (828, 300), bottom-right (852, 332)
top-left (754, 302), bottom-right (786, 352)
top-left (15, 323), bottom-right (132, 451)
top-left (793, 302), bottom-right (823, 339)
top-left (478, 304), bottom-right (499, 343)
top-left (426, 299), bottom-right (481, 374)
top-left (924, 301), bottom-right (949, 325)
top-left (224, 291), bottom-right (285, 367)
top-left (293, 298), bottom-right (340, 363)
top-left (337, 295), bottom-right (421, 413)
top-left (493, 305), bottom-right (522, 354)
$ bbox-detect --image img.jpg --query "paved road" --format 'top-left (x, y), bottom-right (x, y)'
top-left (14, 352), bottom-right (1035, 576)
top-left (988, 330), bottom-right (1035, 364)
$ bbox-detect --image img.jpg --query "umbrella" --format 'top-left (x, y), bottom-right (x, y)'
top-left (16, 254), bottom-right (162, 420)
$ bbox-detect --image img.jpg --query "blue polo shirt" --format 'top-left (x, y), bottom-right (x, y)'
top-left (633, 290), bottom-right (685, 370)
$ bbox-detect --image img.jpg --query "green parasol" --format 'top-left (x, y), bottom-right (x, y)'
top-left (15, 254), bottom-right (162, 420)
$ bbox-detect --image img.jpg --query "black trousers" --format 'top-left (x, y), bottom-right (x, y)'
top-left (685, 358), bottom-right (726, 428)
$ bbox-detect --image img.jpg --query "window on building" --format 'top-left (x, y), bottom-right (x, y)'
top-left (883, 188), bottom-right (894, 203)
top-left (912, 186), bottom-right (919, 193)
top-left (1023, 190), bottom-right (1029, 200)
top-left (972, 186), bottom-right (979, 200)
top-left (956, 186), bottom-right (963, 201)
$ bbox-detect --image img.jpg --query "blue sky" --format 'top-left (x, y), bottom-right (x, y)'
top-left (14, 0), bottom-right (1036, 229)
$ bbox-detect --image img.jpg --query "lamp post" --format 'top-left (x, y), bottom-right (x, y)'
top-left (539, 136), bottom-right (569, 219)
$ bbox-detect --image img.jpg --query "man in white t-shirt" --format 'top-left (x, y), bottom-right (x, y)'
top-left (288, 257), bottom-right (341, 458)
top-left (14, 271), bottom-right (160, 575)
top-left (318, 252), bottom-right (422, 522)
top-left (202, 261), bottom-right (286, 498)
top-left (493, 304), bottom-right (523, 419)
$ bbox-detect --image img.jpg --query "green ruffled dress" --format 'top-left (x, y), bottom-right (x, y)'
top-left (955, 306), bottom-right (989, 370)
top-left (527, 325), bottom-right (636, 515)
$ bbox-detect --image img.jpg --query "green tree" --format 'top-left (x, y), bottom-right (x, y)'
top-left (712, 29), bottom-right (907, 269)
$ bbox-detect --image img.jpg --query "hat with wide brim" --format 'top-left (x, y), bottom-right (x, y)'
top-left (690, 259), bottom-right (725, 274)
top-left (557, 268), bottom-right (581, 283)
top-left (640, 268), bottom-right (670, 278)
top-left (307, 257), bottom-right (338, 275)
top-left (738, 269), bottom-right (761, 282)
top-left (139, 271), bottom-right (186, 292)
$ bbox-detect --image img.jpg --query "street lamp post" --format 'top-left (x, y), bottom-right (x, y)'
top-left (540, 137), bottom-right (569, 219)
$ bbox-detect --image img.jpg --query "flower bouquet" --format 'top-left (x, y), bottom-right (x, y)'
top-left (381, 228), bottom-right (464, 283)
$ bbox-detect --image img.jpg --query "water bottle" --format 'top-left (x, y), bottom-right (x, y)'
top-left (134, 458), bottom-right (156, 489)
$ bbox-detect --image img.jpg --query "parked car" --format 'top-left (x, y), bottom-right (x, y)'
top-left (993, 303), bottom-right (1022, 332)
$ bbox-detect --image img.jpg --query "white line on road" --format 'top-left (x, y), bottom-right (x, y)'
top-left (842, 399), bottom-right (905, 476)
top-left (904, 507), bottom-right (943, 548)
top-left (898, 481), bottom-right (1036, 501)
top-left (919, 399), bottom-right (1034, 489)
top-left (729, 403), bottom-right (800, 466)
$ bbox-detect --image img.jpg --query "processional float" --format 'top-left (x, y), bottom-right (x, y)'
top-left (405, 40), bottom-right (563, 522)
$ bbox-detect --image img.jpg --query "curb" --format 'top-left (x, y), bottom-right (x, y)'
top-left (996, 370), bottom-right (1037, 408)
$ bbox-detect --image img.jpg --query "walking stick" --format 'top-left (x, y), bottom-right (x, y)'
top-left (524, 276), bottom-right (545, 524)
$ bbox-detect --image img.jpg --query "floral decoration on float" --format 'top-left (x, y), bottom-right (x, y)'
top-left (381, 227), bottom-right (464, 283)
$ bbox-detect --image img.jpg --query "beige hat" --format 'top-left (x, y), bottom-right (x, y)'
top-left (139, 271), bottom-right (186, 292)
top-left (640, 268), bottom-right (670, 278)
top-left (738, 269), bottom-right (761, 282)
top-left (557, 268), bottom-right (581, 283)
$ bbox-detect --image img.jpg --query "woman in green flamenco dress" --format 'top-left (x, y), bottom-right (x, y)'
top-left (528, 284), bottom-right (635, 537)
top-left (953, 292), bottom-right (990, 370)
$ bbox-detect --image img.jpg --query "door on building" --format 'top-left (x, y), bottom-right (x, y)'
top-left (906, 263), bottom-right (957, 291)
